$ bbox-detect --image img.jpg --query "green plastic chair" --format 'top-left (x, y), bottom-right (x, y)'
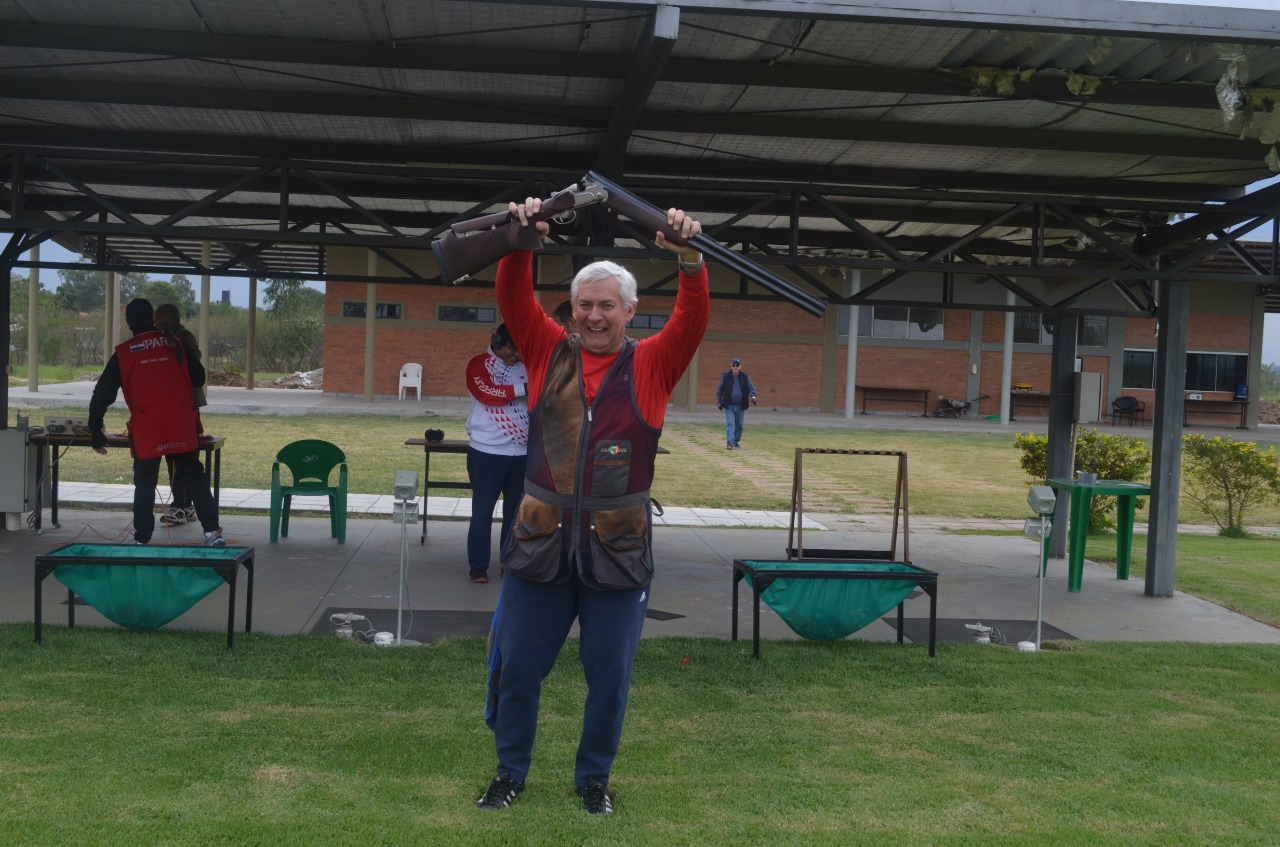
top-left (270, 440), bottom-right (348, 544)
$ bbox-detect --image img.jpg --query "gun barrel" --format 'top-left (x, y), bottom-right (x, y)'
top-left (583, 171), bottom-right (826, 317)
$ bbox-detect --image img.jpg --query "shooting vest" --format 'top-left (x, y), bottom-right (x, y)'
top-left (116, 331), bottom-right (200, 460)
top-left (501, 336), bottom-right (660, 590)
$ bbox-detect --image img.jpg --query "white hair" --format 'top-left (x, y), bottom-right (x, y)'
top-left (570, 260), bottom-right (638, 308)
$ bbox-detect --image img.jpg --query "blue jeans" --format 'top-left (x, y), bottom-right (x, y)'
top-left (723, 404), bottom-right (746, 446)
top-left (466, 447), bottom-right (527, 575)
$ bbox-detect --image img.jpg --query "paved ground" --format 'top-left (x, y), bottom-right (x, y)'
top-left (5, 381), bottom-right (1280, 649)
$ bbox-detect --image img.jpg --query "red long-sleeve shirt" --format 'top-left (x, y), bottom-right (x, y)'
top-left (496, 250), bottom-right (709, 427)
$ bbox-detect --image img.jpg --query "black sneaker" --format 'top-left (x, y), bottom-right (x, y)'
top-left (476, 775), bottom-right (524, 810)
top-left (577, 782), bottom-right (613, 814)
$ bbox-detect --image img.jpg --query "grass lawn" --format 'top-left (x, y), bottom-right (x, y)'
top-left (4, 626), bottom-right (1278, 846)
top-left (28, 406), bottom-right (1280, 527)
top-left (1086, 533), bottom-right (1280, 628)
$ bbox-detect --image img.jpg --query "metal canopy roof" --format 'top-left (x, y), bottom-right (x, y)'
top-left (2, 0), bottom-right (1280, 313)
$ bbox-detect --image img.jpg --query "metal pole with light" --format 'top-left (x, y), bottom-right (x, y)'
top-left (391, 470), bottom-right (421, 646)
top-left (1023, 485), bottom-right (1057, 650)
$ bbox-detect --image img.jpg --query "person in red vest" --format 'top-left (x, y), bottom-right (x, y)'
top-left (87, 298), bottom-right (224, 547)
top-left (475, 199), bottom-right (708, 815)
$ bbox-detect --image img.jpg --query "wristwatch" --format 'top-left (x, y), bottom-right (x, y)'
top-left (679, 253), bottom-right (704, 272)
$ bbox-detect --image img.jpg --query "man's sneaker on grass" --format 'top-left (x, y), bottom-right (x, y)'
top-left (577, 782), bottom-right (613, 814)
top-left (476, 775), bottom-right (524, 809)
top-left (204, 530), bottom-right (225, 547)
top-left (159, 507), bottom-right (186, 525)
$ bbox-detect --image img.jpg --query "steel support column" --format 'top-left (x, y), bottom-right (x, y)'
top-left (1146, 279), bottom-right (1190, 598)
top-left (1046, 314), bottom-right (1079, 559)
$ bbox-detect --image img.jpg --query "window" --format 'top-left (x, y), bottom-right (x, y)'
top-left (1122, 349), bottom-right (1155, 390)
top-left (628, 314), bottom-right (668, 329)
top-left (1014, 314), bottom-right (1107, 346)
top-left (342, 301), bottom-right (402, 319)
top-left (852, 306), bottom-right (945, 340)
top-left (1122, 350), bottom-right (1248, 392)
top-left (1013, 313), bottom-right (1044, 344)
top-left (438, 306), bottom-right (496, 323)
top-left (1079, 315), bottom-right (1107, 348)
top-left (1186, 352), bottom-right (1247, 392)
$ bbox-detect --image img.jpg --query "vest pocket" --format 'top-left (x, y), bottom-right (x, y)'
top-left (588, 504), bottom-right (653, 590)
top-left (500, 495), bottom-right (564, 583)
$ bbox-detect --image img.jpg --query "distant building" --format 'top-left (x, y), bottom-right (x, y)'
top-left (320, 249), bottom-right (1270, 429)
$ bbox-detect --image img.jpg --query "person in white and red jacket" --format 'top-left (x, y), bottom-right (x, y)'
top-left (464, 322), bottom-right (530, 583)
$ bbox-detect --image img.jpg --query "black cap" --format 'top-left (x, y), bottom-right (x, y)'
top-left (730, 357), bottom-right (741, 366)
top-left (124, 298), bottom-right (154, 330)
top-left (492, 323), bottom-right (516, 352)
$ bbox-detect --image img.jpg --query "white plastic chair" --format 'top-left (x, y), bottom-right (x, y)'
top-left (398, 363), bottom-right (423, 400)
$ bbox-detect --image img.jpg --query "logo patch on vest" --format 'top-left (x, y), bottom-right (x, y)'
top-left (595, 442), bottom-right (630, 462)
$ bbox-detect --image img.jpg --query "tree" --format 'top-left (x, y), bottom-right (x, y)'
top-left (55, 266), bottom-right (105, 313)
top-left (140, 280), bottom-right (183, 313)
top-left (10, 275), bottom-right (69, 367)
top-left (1014, 428), bottom-right (1152, 531)
top-left (264, 279), bottom-right (323, 321)
top-left (55, 266), bottom-right (151, 313)
top-left (1261, 362), bottom-right (1280, 401)
top-left (169, 274), bottom-right (199, 318)
top-left (1181, 435), bottom-right (1280, 537)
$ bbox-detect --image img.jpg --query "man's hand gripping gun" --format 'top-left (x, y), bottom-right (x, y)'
top-left (430, 171), bottom-right (826, 317)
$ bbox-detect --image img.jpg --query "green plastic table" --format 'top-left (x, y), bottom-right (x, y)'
top-left (1045, 478), bottom-right (1151, 592)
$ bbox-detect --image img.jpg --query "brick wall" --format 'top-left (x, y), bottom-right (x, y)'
top-left (322, 285), bottom-right (1258, 413)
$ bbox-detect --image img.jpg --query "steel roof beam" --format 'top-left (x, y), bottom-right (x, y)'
top-left (4, 76), bottom-right (1262, 161)
top-left (0, 129), bottom-right (1247, 203)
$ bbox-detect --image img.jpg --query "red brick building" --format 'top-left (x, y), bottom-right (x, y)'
top-left (322, 250), bottom-right (1268, 428)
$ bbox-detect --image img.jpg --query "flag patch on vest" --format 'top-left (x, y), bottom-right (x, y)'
top-left (128, 336), bottom-right (171, 353)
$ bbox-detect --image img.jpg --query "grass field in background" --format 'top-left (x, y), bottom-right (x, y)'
top-left (4, 627), bottom-right (1278, 846)
top-left (30, 405), bottom-right (1280, 528)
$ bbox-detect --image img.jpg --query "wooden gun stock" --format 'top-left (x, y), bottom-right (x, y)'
top-left (432, 182), bottom-right (605, 284)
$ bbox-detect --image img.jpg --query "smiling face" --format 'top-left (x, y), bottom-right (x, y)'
top-left (573, 276), bottom-right (636, 355)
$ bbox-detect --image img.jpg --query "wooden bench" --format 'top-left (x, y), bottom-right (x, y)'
top-left (857, 385), bottom-right (930, 416)
top-left (1183, 398), bottom-right (1247, 429)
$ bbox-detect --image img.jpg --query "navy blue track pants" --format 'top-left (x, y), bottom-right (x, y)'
top-left (486, 569), bottom-right (649, 788)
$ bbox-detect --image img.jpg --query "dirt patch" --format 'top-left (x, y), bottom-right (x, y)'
top-left (1259, 399), bottom-right (1280, 425)
top-left (205, 368), bottom-right (324, 389)
top-left (660, 429), bottom-right (894, 514)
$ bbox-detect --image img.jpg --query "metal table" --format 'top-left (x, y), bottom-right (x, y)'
top-left (29, 432), bottom-right (224, 533)
top-left (34, 542), bottom-right (254, 648)
top-left (732, 558), bottom-right (937, 659)
top-left (404, 438), bottom-right (471, 543)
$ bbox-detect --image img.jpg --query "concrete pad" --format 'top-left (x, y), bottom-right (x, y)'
top-left (4, 508), bottom-right (1279, 648)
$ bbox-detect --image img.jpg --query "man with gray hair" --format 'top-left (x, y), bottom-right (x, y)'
top-left (475, 198), bottom-right (709, 815)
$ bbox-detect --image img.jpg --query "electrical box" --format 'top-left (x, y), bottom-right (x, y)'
top-left (43, 416), bottom-right (89, 435)
top-left (1073, 372), bottom-right (1103, 423)
top-left (393, 501), bottom-right (419, 525)
top-left (0, 428), bottom-right (40, 515)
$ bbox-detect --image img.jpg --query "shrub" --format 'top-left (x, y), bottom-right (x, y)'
top-left (1014, 428), bottom-right (1152, 531)
top-left (1181, 435), bottom-right (1280, 536)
